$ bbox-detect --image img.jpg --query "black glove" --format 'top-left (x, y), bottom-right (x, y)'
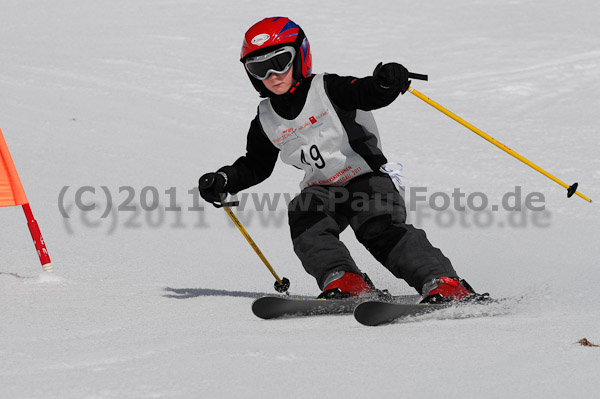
top-left (198, 172), bottom-right (227, 204)
top-left (373, 62), bottom-right (410, 94)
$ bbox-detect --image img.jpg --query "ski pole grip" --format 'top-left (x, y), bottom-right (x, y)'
top-left (214, 200), bottom-right (240, 208)
top-left (408, 72), bottom-right (428, 81)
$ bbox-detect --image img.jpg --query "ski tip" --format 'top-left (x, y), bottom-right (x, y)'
top-left (251, 296), bottom-right (286, 319)
top-left (353, 301), bottom-right (395, 326)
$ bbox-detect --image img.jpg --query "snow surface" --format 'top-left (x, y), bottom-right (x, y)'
top-left (1, 0), bottom-right (599, 398)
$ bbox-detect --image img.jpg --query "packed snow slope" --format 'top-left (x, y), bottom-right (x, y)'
top-left (1, 0), bottom-right (599, 398)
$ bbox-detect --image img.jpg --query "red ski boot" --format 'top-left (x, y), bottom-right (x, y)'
top-left (420, 277), bottom-right (476, 303)
top-left (318, 271), bottom-right (372, 299)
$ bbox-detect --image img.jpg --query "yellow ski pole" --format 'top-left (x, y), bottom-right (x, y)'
top-left (221, 202), bottom-right (290, 296)
top-left (408, 86), bottom-right (592, 203)
top-left (199, 174), bottom-right (290, 295)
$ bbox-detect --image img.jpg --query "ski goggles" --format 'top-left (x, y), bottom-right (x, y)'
top-left (244, 46), bottom-right (296, 80)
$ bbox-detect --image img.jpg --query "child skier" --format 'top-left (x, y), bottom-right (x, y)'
top-left (199, 16), bottom-right (482, 302)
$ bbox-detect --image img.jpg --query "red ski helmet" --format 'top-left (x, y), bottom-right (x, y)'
top-left (240, 17), bottom-right (312, 95)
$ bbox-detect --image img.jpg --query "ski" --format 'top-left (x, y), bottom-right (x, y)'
top-left (252, 294), bottom-right (421, 320)
top-left (354, 296), bottom-right (500, 326)
top-left (353, 300), bottom-right (448, 326)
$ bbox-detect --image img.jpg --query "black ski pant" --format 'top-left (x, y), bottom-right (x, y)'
top-left (288, 172), bottom-right (458, 293)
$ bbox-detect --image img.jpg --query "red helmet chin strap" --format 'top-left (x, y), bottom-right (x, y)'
top-left (289, 80), bottom-right (301, 94)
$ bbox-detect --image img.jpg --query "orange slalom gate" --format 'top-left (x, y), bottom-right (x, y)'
top-left (0, 128), bottom-right (52, 272)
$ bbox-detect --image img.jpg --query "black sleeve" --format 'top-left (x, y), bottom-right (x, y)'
top-left (323, 73), bottom-right (402, 111)
top-left (218, 116), bottom-right (279, 193)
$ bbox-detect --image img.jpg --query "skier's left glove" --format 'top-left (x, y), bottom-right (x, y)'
top-left (198, 172), bottom-right (228, 204)
top-left (373, 62), bottom-right (410, 94)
